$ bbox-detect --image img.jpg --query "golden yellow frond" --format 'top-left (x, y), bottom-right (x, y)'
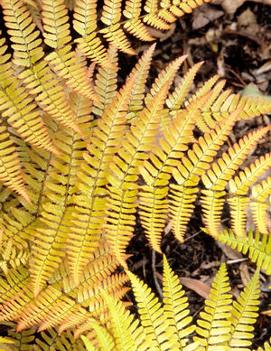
top-left (217, 230), bottom-right (271, 275)
top-left (201, 126), bottom-right (270, 237)
top-left (228, 270), bottom-right (260, 350)
top-left (163, 256), bottom-right (194, 348)
top-left (194, 263), bottom-right (232, 348)
top-left (251, 176), bottom-right (271, 234)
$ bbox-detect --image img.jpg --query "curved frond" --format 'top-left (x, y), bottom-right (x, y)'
top-left (251, 176), bottom-right (271, 234)
top-left (228, 270), bottom-right (260, 350)
top-left (217, 230), bottom-right (271, 275)
top-left (228, 153), bottom-right (271, 236)
top-left (194, 263), bottom-right (232, 349)
top-left (201, 126), bottom-right (270, 237)
top-left (128, 271), bottom-right (174, 350)
top-left (163, 256), bottom-right (194, 349)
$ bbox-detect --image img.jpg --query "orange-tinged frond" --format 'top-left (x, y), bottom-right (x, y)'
top-left (127, 44), bottom-right (155, 118)
top-left (107, 83), bottom-right (172, 264)
top-left (1, 0), bottom-right (44, 67)
top-left (166, 61), bottom-right (203, 111)
top-left (169, 109), bottom-right (238, 242)
top-left (201, 126), bottom-right (270, 237)
top-left (139, 93), bottom-right (220, 248)
top-left (18, 61), bottom-right (81, 135)
top-left (146, 55), bottom-right (186, 103)
top-left (41, 0), bottom-right (71, 49)
top-left (93, 45), bottom-right (119, 117)
top-left (30, 131), bottom-right (83, 295)
top-left (0, 125), bottom-right (29, 201)
top-left (228, 153), bottom-right (271, 236)
top-left (67, 67), bottom-right (138, 283)
top-left (251, 176), bottom-right (271, 234)
top-left (42, 0), bottom-right (97, 100)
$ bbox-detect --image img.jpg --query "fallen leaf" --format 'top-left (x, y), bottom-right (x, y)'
top-left (239, 262), bottom-right (250, 286)
top-left (180, 277), bottom-right (210, 298)
top-left (192, 5), bottom-right (224, 29)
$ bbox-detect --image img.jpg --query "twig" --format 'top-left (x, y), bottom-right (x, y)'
top-left (152, 250), bottom-right (163, 298)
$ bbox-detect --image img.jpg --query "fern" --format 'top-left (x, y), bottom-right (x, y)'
top-left (83, 258), bottom-right (264, 351)
top-left (0, 2), bottom-right (270, 346)
top-left (72, 0), bottom-right (211, 64)
top-left (0, 47), bottom-right (270, 288)
top-left (215, 230), bottom-right (271, 275)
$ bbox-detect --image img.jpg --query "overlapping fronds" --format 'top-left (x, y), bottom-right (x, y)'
top-left (73, 0), bottom-right (211, 65)
top-left (216, 230), bottom-right (271, 275)
top-left (1, 47), bottom-right (270, 284)
top-left (0, 16), bottom-right (270, 347)
top-left (251, 176), bottom-right (271, 234)
top-left (4, 324), bottom-right (86, 350)
top-left (0, 244), bottom-right (128, 334)
top-left (83, 259), bottom-right (263, 351)
top-left (201, 126), bottom-right (271, 238)
top-left (9, 0), bottom-right (211, 68)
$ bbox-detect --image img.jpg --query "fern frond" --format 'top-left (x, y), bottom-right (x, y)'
top-left (1, 0), bottom-right (43, 67)
top-left (238, 94), bottom-right (271, 120)
top-left (228, 270), bottom-right (260, 350)
top-left (217, 230), bottom-right (271, 274)
top-left (73, 0), bottom-right (210, 64)
top-left (82, 335), bottom-right (98, 351)
top-left (29, 104), bottom-right (91, 294)
top-left (67, 63), bottom-right (138, 283)
top-left (163, 256), bottom-right (194, 349)
top-left (0, 241), bottom-right (29, 272)
top-left (139, 94), bottom-right (205, 248)
top-left (42, 0), bottom-right (97, 100)
top-left (106, 72), bottom-right (174, 264)
top-left (0, 266), bottom-right (29, 304)
top-left (92, 45), bottom-right (119, 117)
top-left (0, 125), bottom-right (29, 201)
top-left (251, 176), bottom-right (271, 234)
top-left (166, 61), bottom-right (203, 111)
top-left (101, 0), bottom-right (135, 55)
top-left (169, 108), bottom-right (238, 242)
top-left (257, 340), bottom-right (271, 351)
top-left (201, 126), bottom-right (270, 237)
top-left (7, 328), bottom-right (36, 351)
top-left (84, 261), bottom-right (264, 351)
top-left (15, 285), bottom-right (64, 331)
top-left (194, 263), bottom-right (232, 349)
top-left (228, 153), bottom-right (271, 236)
top-left (33, 329), bottom-right (85, 350)
top-left (1, 0), bottom-right (83, 134)
top-left (128, 271), bottom-right (174, 350)
top-left (41, 0), bottom-right (71, 49)
top-left (127, 44), bottom-right (156, 118)
top-left (102, 291), bottom-right (145, 351)
top-left (73, 0), bottom-right (110, 66)
top-left (0, 35), bottom-right (55, 155)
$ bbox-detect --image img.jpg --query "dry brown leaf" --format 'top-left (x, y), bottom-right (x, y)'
top-left (239, 262), bottom-right (251, 286)
top-left (180, 277), bottom-right (210, 298)
top-left (192, 6), bottom-right (224, 29)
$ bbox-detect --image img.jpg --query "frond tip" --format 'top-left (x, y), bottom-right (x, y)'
top-left (83, 260), bottom-right (263, 351)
